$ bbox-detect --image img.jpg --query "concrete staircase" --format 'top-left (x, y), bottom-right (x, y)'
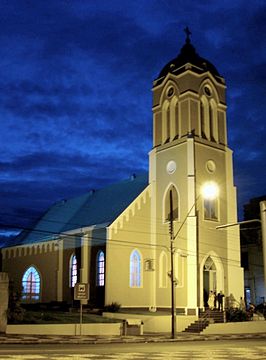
top-left (183, 309), bottom-right (225, 333)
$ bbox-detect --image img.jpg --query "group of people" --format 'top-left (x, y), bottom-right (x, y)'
top-left (207, 290), bottom-right (224, 311)
top-left (205, 290), bottom-right (248, 312)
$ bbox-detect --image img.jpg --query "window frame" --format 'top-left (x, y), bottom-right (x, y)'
top-left (203, 197), bottom-right (219, 221)
top-left (69, 253), bottom-right (78, 288)
top-left (130, 249), bottom-right (142, 288)
top-left (163, 184), bottom-right (179, 223)
top-left (96, 250), bottom-right (105, 287)
top-left (22, 266), bottom-right (41, 302)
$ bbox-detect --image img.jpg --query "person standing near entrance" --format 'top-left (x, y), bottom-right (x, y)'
top-left (214, 291), bottom-right (217, 309)
top-left (217, 291), bottom-right (224, 311)
top-left (208, 291), bottom-right (215, 310)
top-left (239, 297), bottom-right (246, 312)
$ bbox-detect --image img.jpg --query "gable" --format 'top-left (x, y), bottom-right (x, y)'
top-left (4, 173), bottom-right (148, 247)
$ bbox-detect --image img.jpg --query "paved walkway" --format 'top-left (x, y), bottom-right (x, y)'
top-left (0, 332), bottom-right (266, 344)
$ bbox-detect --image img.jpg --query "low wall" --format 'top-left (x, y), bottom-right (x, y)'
top-left (0, 273), bottom-right (9, 333)
top-left (7, 323), bottom-right (121, 336)
top-left (102, 312), bottom-right (197, 333)
top-left (203, 321), bottom-right (266, 334)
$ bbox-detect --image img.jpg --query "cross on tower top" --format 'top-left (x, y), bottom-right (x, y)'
top-left (184, 26), bottom-right (192, 43)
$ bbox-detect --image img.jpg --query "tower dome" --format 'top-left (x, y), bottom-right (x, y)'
top-left (156, 28), bottom-right (222, 85)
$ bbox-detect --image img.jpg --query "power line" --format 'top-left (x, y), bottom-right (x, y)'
top-left (1, 222), bottom-right (260, 269)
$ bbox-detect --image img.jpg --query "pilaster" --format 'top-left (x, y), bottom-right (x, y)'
top-left (186, 137), bottom-right (198, 310)
top-left (56, 240), bottom-right (63, 301)
top-left (80, 234), bottom-right (90, 304)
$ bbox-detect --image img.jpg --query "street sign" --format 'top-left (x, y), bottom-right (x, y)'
top-left (73, 283), bottom-right (89, 336)
top-left (74, 283), bottom-right (89, 301)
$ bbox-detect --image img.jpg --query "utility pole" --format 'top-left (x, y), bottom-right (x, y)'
top-left (260, 201), bottom-right (266, 296)
top-left (169, 190), bottom-right (176, 338)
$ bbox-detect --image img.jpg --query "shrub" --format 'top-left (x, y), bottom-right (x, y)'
top-left (7, 282), bottom-right (25, 323)
top-left (104, 302), bottom-right (121, 313)
top-left (255, 303), bottom-right (266, 319)
top-left (226, 308), bottom-right (249, 322)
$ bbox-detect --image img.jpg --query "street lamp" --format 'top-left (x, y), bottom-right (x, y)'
top-left (201, 181), bottom-right (219, 200)
top-left (169, 181), bottom-right (219, 338)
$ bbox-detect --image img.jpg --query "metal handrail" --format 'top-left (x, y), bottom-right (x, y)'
top-left (197, 309), bottom-right (210, 332)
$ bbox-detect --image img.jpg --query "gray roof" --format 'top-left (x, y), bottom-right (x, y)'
top-left (7, 173), bottom-right (148, 247)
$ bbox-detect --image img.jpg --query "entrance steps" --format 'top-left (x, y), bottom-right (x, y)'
top-left (183, 309), bottom-right (225, 333)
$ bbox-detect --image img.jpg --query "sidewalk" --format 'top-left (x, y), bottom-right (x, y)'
top-left (0, 332), bottom-right (266, 344)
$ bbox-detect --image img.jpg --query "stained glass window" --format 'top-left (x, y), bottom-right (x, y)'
top-left (130, 250), bottom-right (141, 287)
top-left (97, 251), bottom-right (105, 286)
top-left (70, 254), bottom-right (78, 287)
top-left (22, 266), bottom-right (41, 301)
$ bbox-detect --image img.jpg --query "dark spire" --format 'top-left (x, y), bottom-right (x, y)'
top-left (155, 28), bottom-right (222, 85)
top-left (184, 26), bottom-right (192, 44)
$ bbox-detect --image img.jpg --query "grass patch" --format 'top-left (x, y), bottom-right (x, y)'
top-left (9, 310), bottom-right (122, 324)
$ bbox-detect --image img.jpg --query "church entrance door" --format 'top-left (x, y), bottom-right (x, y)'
top-left (203, 256), bottom-right (217, 307)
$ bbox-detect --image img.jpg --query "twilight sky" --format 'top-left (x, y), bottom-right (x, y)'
top-left (0, 0), bottom-right (266, 241)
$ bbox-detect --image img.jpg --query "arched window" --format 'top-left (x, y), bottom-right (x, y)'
top-left (22, 266), bottom-right (41, 301)
top-left (130, 250), bottom-right (142, 287)
top-left (170, 96), bottom-right (178, 140)
top-left (97, 250), bottom-right (105, 286)
top-left (159, 251), bottom-right (168, 288)
top-left (204, 198), bottom-right (218, 221)
top-left (175, 101), bottom-right (179, 139)
top-left (69, 254), bottom-right (78, 288)
top-left (166, 108), bottom-right (170, 141)
top-left (204, 256), bottom-right (217, 293)
top-left (210, 99), bottom-right (218, 142)
top-left (200, 96), bottom-right (209, 139)
top-left (162, 101), bottom-right (170, 143)
top-left (164, 185), bottom-right (179, 222)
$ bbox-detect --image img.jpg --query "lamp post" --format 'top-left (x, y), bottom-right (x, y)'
top-left (169, 182), bottom-right (219, 339)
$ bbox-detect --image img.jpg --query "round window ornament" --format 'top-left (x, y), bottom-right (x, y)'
top-left (206, 160), bottom-right (216, 173)
top-left (167, 86), bottom-right (174, 98)
top-left (166, 160), bottom-right (176, 174)
top-left (204, 86), bottom-right (212, 96)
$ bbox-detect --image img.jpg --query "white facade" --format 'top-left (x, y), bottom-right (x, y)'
top-left (106, 39), bottom-right (244, 313)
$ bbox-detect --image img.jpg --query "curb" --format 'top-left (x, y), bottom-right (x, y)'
top-left (0, 333), bottom-right (266, 345)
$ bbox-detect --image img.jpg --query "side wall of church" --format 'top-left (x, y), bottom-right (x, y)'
top-left (61, 236), bottom-right (81, 304)
top-left (1, 242), bottom-right (58, 303)
top-left (105, 186), bottom-right (152, 308)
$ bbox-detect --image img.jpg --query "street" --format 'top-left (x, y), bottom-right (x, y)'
top-left (0, 339), bottom-right (265, 359)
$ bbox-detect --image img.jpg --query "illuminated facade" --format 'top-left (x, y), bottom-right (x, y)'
top-left (1, 34), bottom-right (244, 314)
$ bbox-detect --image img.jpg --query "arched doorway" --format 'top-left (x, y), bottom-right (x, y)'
top-left (203, 256), bottom-right (217, 307)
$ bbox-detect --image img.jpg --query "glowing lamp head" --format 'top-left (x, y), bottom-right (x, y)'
top-left (201, 182), bottom-right (219, 200)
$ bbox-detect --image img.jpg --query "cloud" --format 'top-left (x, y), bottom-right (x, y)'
top-left (0, 0), bottom-right (265, 235)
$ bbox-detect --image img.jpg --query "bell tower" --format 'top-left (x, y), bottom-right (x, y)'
top-left (152, 28), bottom-right (227, 148)
top-left (149, 29), bottom-right (243, 313)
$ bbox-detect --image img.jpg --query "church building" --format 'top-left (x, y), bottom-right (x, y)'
top-left (1, 32), bottom-right (244, 315)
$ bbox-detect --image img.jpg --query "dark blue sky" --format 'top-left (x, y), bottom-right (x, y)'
top-left (1, 0), bottom-right (266, 240)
